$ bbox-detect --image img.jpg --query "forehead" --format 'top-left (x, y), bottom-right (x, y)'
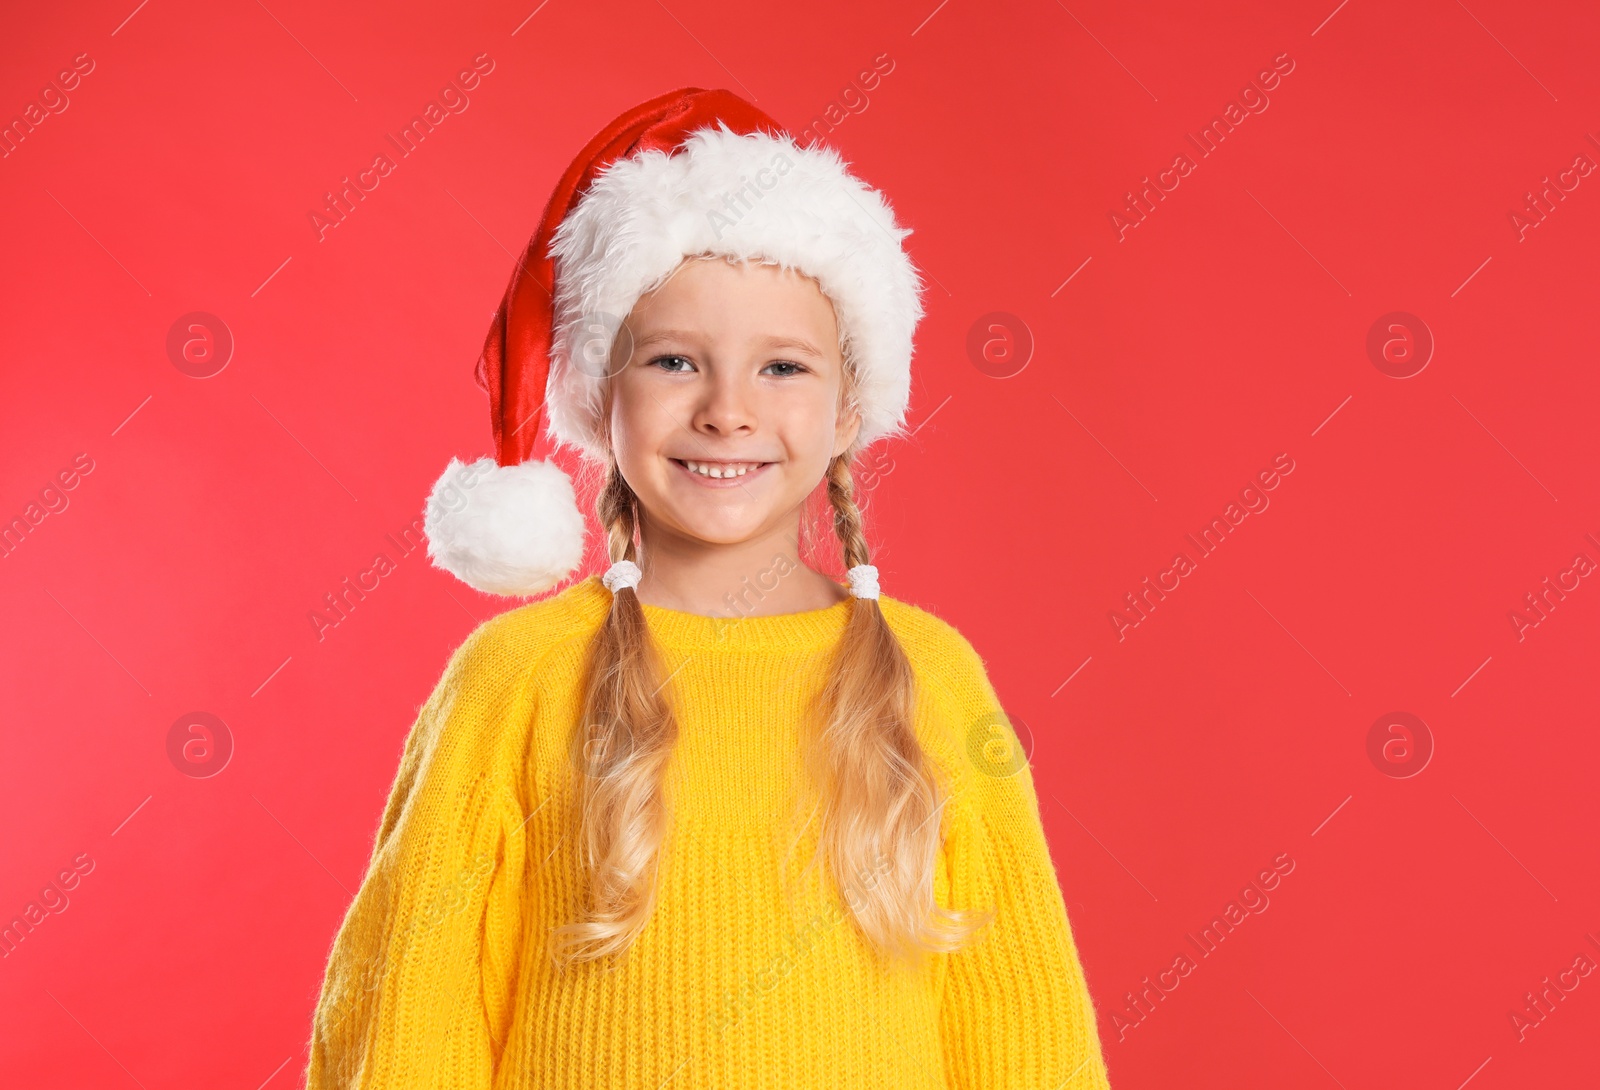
top-left (627, 256), bottom-right (840, 348)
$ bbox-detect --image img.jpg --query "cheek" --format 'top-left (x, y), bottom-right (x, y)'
top-left (787, 400), bottom-right (847, 462)
top-left (608, 382), bottom-right (664, 455)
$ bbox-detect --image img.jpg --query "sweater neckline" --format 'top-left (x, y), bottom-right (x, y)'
top-left (564, 573), bottom-right (858, 651)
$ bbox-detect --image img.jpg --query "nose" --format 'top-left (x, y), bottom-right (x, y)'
top-left (690, 368), bottom-right (757, 439)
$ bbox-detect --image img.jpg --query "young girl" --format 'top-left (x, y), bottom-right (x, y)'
top-left (303, 88), bottom-right (1113, 1090)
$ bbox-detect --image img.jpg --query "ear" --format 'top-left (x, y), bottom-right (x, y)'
top-left (832, 399), bottom-right (863, 459)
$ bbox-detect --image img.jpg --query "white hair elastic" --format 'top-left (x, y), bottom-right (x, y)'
top-left (846, 564), bottom-right (880, 600)
top-left (602, 559), bottom-right (643, 594)
top-left (604, 560), bottom-right (878, 600)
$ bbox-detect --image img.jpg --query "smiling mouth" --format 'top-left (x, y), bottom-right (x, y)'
top-left (670, 458), bottom-right (773, 480)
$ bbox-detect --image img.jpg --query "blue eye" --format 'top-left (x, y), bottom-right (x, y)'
top-left (764, 360), bottom-right (806, 377)
top-left (651, 355), bottom-right (693, 372)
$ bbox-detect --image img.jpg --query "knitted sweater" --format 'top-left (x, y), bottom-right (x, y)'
top-left (302, 573), bottom-right (1113, 1089)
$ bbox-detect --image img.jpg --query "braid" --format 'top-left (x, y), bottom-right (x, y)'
top-left (826, 453), bottom-right (871, 571)
top-left (807, 449), bottom-right (994, 963)
top-left (596, 467), bottom-right (639, 565)
top-left (551, 461), bottom-right (677, 968)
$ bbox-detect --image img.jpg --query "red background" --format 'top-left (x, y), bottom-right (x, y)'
top-left (2, 1), bottom-right (1597, 1087)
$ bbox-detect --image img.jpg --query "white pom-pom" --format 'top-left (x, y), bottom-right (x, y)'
top-left (422, 456), bottom-right (586, 597)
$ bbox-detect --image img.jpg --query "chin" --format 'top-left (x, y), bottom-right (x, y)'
top-left (659, 505), bottom-right (775, 544)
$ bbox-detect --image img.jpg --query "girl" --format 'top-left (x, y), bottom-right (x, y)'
top-left (303, 88), bottom-right (1113, 1089)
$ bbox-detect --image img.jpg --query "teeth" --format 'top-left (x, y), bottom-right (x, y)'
top-left (681, 460), bottom-right (763, 478)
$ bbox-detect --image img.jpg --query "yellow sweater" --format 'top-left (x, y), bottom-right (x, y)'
top-left (303, 574), bottom-right (1113, 1089)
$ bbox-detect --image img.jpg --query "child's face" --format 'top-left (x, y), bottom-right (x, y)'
top-left (605, 255), bottom-right (861, 551)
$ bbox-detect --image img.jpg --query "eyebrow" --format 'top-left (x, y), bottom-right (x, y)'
top-left (631, 329), bottom-right (699, 351)
top-left (631, 329), bottom-right (830, 359)
top-left (760, 335), bottom-right (829, 360)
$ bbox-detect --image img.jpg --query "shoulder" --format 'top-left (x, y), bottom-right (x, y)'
top-left (878, 594), bottom-right (1006, 755)
top-left (442, 575), bottom-right (607, 695)
top-left (412, 577), bottom-right (605, 765)
top-left (877, 595), bottom-right (1036, 830)
top-left (365, 578), bottom-right (607, 857)
top-left (878, 594), bottom-right (996, 703)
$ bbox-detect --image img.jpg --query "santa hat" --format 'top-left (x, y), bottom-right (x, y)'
top-left (423, 87), bottom-right (925, 597)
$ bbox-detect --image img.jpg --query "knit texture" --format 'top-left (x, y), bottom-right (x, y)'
top-left (302, 574), bottom-right (1113, 1089)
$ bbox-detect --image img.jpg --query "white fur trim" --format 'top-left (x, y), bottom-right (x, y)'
top-left (545, 122), bottom-right (923, 463)
top-left (422, 456), bottom-right (586, 596)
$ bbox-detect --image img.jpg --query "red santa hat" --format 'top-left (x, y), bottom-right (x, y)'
top-left (423, 87), bottom-right (925, 597)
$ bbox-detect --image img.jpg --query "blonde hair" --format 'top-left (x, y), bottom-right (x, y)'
top-left (549, 294), bottom-right (994, 970)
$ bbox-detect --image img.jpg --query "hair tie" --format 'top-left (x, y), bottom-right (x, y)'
top-left (846, 564), bottom-right (880, 600)
top-left (602, 559), bottom-right (643, 594)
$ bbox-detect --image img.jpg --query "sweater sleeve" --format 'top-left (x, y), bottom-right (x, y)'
top-left (935, 638), bottom-right (1114, 1090)
top-left (303, 623), bottom-right (533, 1090)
